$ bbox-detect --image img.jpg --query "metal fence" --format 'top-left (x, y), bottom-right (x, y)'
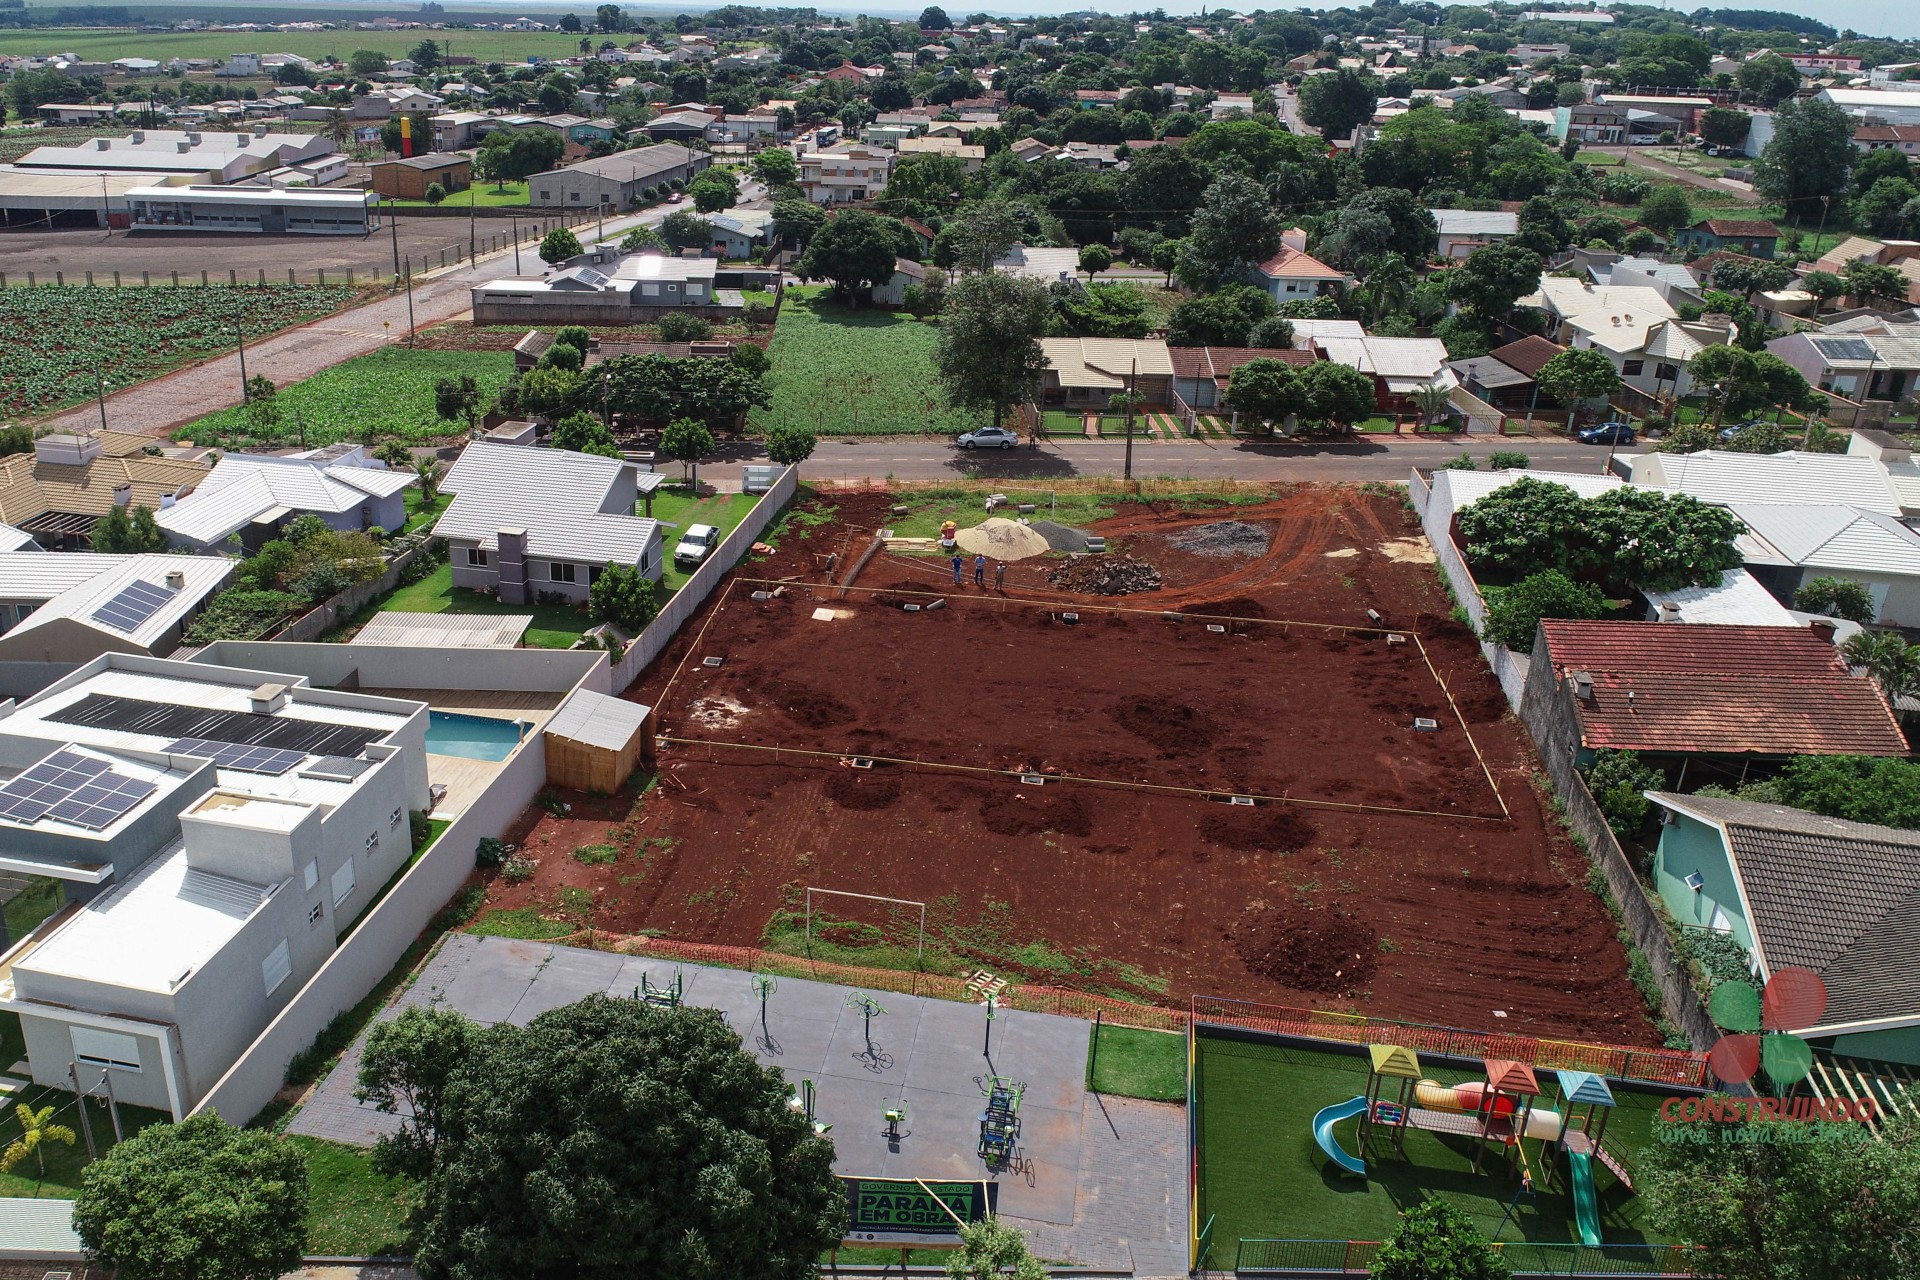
top-left (1233, 1239), bottom-right (1700, 1276)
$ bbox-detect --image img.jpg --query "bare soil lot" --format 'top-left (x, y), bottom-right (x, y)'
top-left (482, 485), bottom-right (1660, 1046)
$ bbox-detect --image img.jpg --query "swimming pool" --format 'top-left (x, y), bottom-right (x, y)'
top-left (424, 711), bottom-right (527, 762)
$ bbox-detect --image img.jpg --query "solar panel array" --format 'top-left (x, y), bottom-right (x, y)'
top-left (89, 579), bottom-right (180, 634)
top-left (575, 268), bottom-right (611, 288)
top-left (51, 694), bottom-right (384, 758)
top-left (165, 737), bottom-right (306, 776)
top-left (1813, 336), bottom-right (1877, 363)
top-left (0, 750), bottom-right (156, 830)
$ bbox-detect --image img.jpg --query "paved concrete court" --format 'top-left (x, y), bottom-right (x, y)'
top-left (290, 933), bottom-right (1188, 1274)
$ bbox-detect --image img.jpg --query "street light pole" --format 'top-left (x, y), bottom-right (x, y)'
top-left (404, 260), bottom-right (417, 346)
top-left (235, 320), bottom-right (250, 400)
top-left (94, 373), bottom-right (110, 434)
top-left (512, 214), bottom-right (521, 272)
top-left (389, 196), bottom-right (400, 279)
top-left (468, 179), bottom-right (477, 260)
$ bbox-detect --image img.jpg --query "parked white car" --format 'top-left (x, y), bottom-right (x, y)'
top-left (674, 524), bottom-right (721, 568)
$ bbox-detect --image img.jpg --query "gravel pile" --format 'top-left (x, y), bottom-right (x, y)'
top-left (1168, 520), bottom-right (1271, 558)
top-left (1031, 519), bottom-right (1091, 553)
top-left (1048, 555), bottom-right (1162, 595)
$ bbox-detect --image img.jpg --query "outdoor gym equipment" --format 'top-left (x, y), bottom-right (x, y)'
top-left (752, 973), bottom-right (777, 1050)
top-left (976, 1075), bottom-right (1025, 1164)
top-left (847, 992), bottom-right (887, 1066)
top-left (637, 969), bottom-right (683, 1009)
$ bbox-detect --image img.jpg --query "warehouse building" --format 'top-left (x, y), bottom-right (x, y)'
top-left (15, 128), bottom-right (336, 184)
top-left (128, 186), bottom-right (380, 235)
top-left (0, 168), bottom-right (184, 229)
top-left (526, 143), bottom-right (710, 209)
top-left (368, 153), bottom-right (471, 199)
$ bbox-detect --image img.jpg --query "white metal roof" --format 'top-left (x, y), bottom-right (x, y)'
top-left (156, 453), bottom-right (411, 544)
top-left (127, 184), bottom-right (377, 209)
top-left (435, 442), bottom-right (661, 564)
top-left (0, 524), bottom-right (35, 553)
top-left (2, 553), bottom-right (232, 649)
top-left (1642, 451), bottom-right (1902, 517)
top-left (1523, 277), bottom-right (1677, 324)
top-left (1731, 503), bottom-right (1920, 575)
top-left (1316, 336), bottom-right (1457, 391)
top-left (1434, 467), bottom-right (1624, 519)
top-left (1643, 568), bottom-right (1798, 627)
top-left (612, 252), bottom-right (718, 282)
top-left (0, 1194), bottom-right (82, 1259)
top-left (1433, 209), bottom-right (1519, 236)
top-left (18, 841), bottom-right (270, 993)
top-left (350, 611), bottom-right (531, 648)
top-left (0, 551), bottom-right (131, 600)
top-left (546, 687), bottom-right (651, 751)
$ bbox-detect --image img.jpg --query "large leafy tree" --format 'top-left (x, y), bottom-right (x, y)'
top-left (1736, 52), bottom-right (1801, 107)
top-left (771, 198), bottom-right (827, 249)
top-left (1637, 183), bottom-right (1694, 237)
top-left (1177, 172), bottom-right (1282, 292)
top-left (1767, 752), bottom-right (1920, 827)
top-left (934, 271), bottom-right (1052, 430)
top-left (1297, 68), bottom-right (1378, 141)
top-left (1456, 477), bottom-right (1601, 580)
top-left (1535, 348), bottom-right (1621, 409)
top-left (1482, 570), bottom-right (1609, 652)
top-left (1583, 487), bottom-right (1746, 592)
top-left (1642, 1111), bottom-right (1920, 1280)
top-left (355, 1004), bottom-right (482, 1179)
top-left (414, 996), bottom-right (846, 1280)
top-left (1446, 241), bottom-right (1543, 319)
top-left (1327, 187), bottom-right (1437, 266)
top-left (1295, 361), bottom-right (1377, 430)
top-left (1167, 284), bottom-right (1274, 347)
top-left (1370, 1199), bottom-right (1509, 1280)
top-left (1699, 106), bottom-right (1753, 152)
top-left (538, 226), bottom-right (583, 265)
top-left (661, 417), bottom-right (717, 493)
top-left (1792, 576), bottom-right (1876, 625)
top-left (1225, 359), bottom-right (1303, 435)
top-left (1755, 95), bottom-right (1855, 222)
top-left (797, 210), bottom-right (900, 300)
top-left (590, 563), bottom-right (659, 631)
top-left (74, 1114), bottom-right (309, 1280)
top-left (603, 354), bottom-right (769, 428)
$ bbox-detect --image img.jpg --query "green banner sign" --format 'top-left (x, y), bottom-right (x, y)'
top-left (840, 1176), bottom-right (996, 1245)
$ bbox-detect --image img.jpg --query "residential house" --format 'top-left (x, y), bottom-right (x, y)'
top-left (430, 111), bottom-right (498, 151)
top-left (0, 434), bottom-right (208, 549)
top-left (1168, 346), bottom-right (1318, 411)
top-left (1057, 142), bottom-right (1122, 170)
top-left (1036, 338), bottom-right (1173, 409)
top-left (1520, 621), bottom-right (1907, 781)
top-left (991, 244), bottom-right (1084, 283)
top-left (1567, 312), bottom-right (1735, 399)
top-left (705, 208), bottom-right (774, 258)
top-left (1811, 237), bottom-right (1920, 304)
top-left (471, 252), bottom-right (733, 324)
top-left (1628, 450), bottom-right (1904, 517)
top-left (153, 449), bottom-right (413, 553)
top-left (1074, 89), bottom-right (1123, 109)
top-left (1009, 136), bottom-right (1052, 163)
top-left (1729, 501), bottom-right (1920, 627)
top-left (896, 135), bottom-right (985, 173)
top-left (1673, 218), bottom-right (1781, 259)
top-left (1316, 336), bottom-right (1457, 415)
top-left (1251, 230), bottom-right (1347, 306)
top-left (368, 153), bottom-right (470, 198)
top-left (1853, 124), bottom-right (1920, 156)
top-left (1818, 87), bottom-right (1920, 127)
top-left (821, 62), bottom-right (883, 83)
top-left (1588, 256), bottom-right (1705, 311)
top-left (1521, 277), bottom-right (1677, 345)
top-left (435, 442), bottom-right (664, 603)
top-left (870, 258), bottom-right (928, 308)
top-left (1781, 52), bottom-right (1863, 75)
top-left (1554, 102), bottom-right (1628, 143)
top-left (0, 552), bottom-right (233, 663)
top-left (1639, 568), bottom-right (1798, 628)
top-left (0, 653), bottom-right (432, 1116)
top-left (526, 144), bottom-right (711, 209)
top-left (1766, 328), bottom-right (1920, 401)
top-left (1448, 334), bottom-right (1565, 411)
top-left (1433, 209), bottom-right (1520, 261)
top-left (1208, 93), bottom-right (1254, 119)
top-left (795, 144), bottom-right (892, 205)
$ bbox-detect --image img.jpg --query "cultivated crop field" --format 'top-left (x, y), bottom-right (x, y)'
top-left (175, 348), bottom-right (514, 448)
top-left (0, 282), bottom-right (360, 417)
top-left (753, 285), bottom-right (984, 437)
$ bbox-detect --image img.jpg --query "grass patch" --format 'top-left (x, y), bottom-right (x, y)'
top-left (0, 1092), bottom-right (170, 1199)
top-left (1041, 409), bottom-right (1084, 437)
top-left (755, 285), bottom-right (982, 437)
top-left (1194, 1036), bottom-right (1667, 1264)
top-left (389, 180), bottom-right (532, 209)
top-left (1089, 1025), bottom-right (1186, 1100)
top-left (175, 349), bottom-right (515, 450)
top-left (1353, 417), bottom-right (1399, 434)
top-left (381, 562), bottom-right (588, 649)
top-left (466, 907), bottom-right (576, 940)
top-left (3, 876), bottom-right (64, 944)
top-left (647, 487), bottom-right (761, 590)
top-left (289, 1135), bottom-right (418, 1255)
top-left (402, 487), bottom-right (451, 535)
top-left (885, 486), bottom-right (1118, 541)
top-left (1574, 150), bottom-right (1624, 167)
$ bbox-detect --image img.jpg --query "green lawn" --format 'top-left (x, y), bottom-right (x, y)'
top-left (1574, 150), bottom-right (1624, 167)
top-left (646, 488), bottom-right (761, 591)
top-left (389, 181), bottom-right (531, 210)
top-left (467, 906), bottom-right (577, 940)
top-left (290, 1135), bottom-right (418, 1256)
top-left (1089, 1025), bottom-right (1186, 1100)
top-left (402, 487), bottom-right (451, 535)
top-left (3, 877), bottom-right (63, 944)
top-left (383, 562), bottom-right (590, 649)
top-left (0, 1090), bottom-right (171, 1198)
top-left (754, 285), bottom-right (983, 437)
top-left (1195, 1036), bottom-right (1667, 1265)
top-left (1041, 409), bottom-right (1084, 437)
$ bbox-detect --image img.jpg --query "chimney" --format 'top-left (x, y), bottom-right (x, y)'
top-left (165, 569), bottom-right (186, 590)
top-left (111, 483), bottom-right (132, 508)
top-left (248, 682), bottom-right (290, 714)
top-left (130, 129), bottom-right (144, 143)
top-left (496, 528), bottom-right (529, 604)
top-left (186, 130), bottom-right (200, 143)
top-left (1281, 226), bottom-right (1308, 253)
top-left (1809, 619), bottom-right (1837, 643)
top-left (254, 123), bottom-right (267, 137)
top-left (177, 140), bottom-right (191, 152)
top-left (1658, 601), bottom-right (1681, 622)
top-left (1571, 670), bottom-right (1594, 701)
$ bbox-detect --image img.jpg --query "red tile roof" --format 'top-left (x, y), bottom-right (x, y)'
top-left (1486, 334), bottom-right (1564, 378)
top-left (1254, 245), bottom-right (1344, 280)
top-left (1540, 621), bottom-right (1908, 757)
top-left (1167, 345), bottom-right (1318, 382)
top-left (1854, 125), bottom-right (1920, 143)
top-left (1697, 218), bottom-right (1781, 239)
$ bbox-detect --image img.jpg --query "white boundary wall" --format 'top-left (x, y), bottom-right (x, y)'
top-left (1408, 469), bottom-right (1529, 711)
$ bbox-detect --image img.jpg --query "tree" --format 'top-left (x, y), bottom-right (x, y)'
top-left (539, 226), bottom-right (583, 265)
top-left (74, 1113), bottom-right (308, 1280)
top-left (752, 148), bottom-right (798, 187)
top-left (414, 455), bottom-right (441, 503)
top-left (434, 374), bottom-right (484, 433)
top-left (1370, 1199), bottom-right (1510, 1280)
top-left (1482, 570), bottom-right (1609, 653)
top-left (1843, 257), bottom-right (1907, 305)
top-left (1535, 348), bottom-right (1621, 410)
top-left (1458, 478), bottom-right (1597, 579)
top-left (1585, 487), bottom-right (1746, 592)
top-left (1642, 1110), bottom-right (1920, 1280)
top-left (660, 208), bottom-right (716, 250)
top-left (0, 1103), bottom-right (74, 1178)
top-left (942, 197), bottom-right (1026, 273)
top-left (1446, 241), bottom-right (1543, 319)
top-left (1297, 69), bottom-right (1378, 142)
top-left (1077, 243), bottom-right (1113, 281)
top-left (935, 272), bottom-right (1052, 431)
top-left (1736, 52), bottom-right (1800, 107)
top-left (620, 224), bottom-right (665, 254)
top-left (1699, 106), bottom-right (1752, 152)
top-left (424, 181), bottom-right (447, 206)
top-left (659, 313), bottom-right (713, 342)
top-left (798, 210), bottom-right (900, 301)
top-left (1795, 576), bottom-right (1877, 624)
top-left (764, 424), bottom-right (817, 467)
top-left (409, 39), bottom-right (443, 72)
top-left (1711, 257), bottom-right (1792, 301)
top-left (772, 198), bottom-right (827, 249)
top-left (1767, 753), bottom-right (1920, 829)
top-left (1658, 423), bottom-right (1716, 454)
top-left (348, 49), bottom-right (389, 76)
top-left (1295, 361), bottom-right (1378, 431)
top-left (1332, 188), bottom-right (1437, 265)
top-left (1853, 176), bottom-right (1920, 238)
top-left (1408, 382), bottom-right (1454, 426)
top-left (688, 167), bottom-right (740, 214)
top-left (1638, 184), bottom-right (1694, 237)
top-left (355, 1004), bottom-right (481, 1179)
top-left (1801, 270), bottom-right (1846, 307)
top-left (947, 1217), bottom-right (1046, 1280)
top-left (1225, 359), bottom-right (1303, 435)
top-left (412, 996), bottom-right (846, 1280)
top-left (919, 5), bottom-right (951, 29)
top-left (1177, 172), bottom-right (1282, 292)
top-left (1167, 284), bottom-right (1274, 347)
top-left (1844, 629), bottom-right (1920, 700)
top-left (1688, 344), bottom-right (1763, 421)
top-left (552, 412), bottom-right (622, 458)
top-left (1583, 749), bottom-right (1666, 840)
top-left (589, 564), bottom-right (659, 632)
top-left (93, 503), bottom-right (167, 553)
top-left (595, 3), bottom-right (624, 31)
top-left (661, 416), bottom-right (716, 492)
top-left (481, 127), bottom-right (566, 183)
top-left (1247, 316), bottom-right (1296, 349)
top-left (1755, 95), bottom-right (1855, 222)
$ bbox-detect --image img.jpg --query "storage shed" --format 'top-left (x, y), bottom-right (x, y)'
top-left (544, 688), bottom-right (653, 792)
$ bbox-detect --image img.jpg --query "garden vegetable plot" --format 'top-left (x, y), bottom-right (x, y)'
top-left (0, 283), bottom-right (359, 416)
top-left (176, 349), bottom-right (515, 449)
top-left (517, 486), bottom-right (1658, 1044)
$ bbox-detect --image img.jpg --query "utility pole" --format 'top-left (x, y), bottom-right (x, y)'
top-left (94, 373), bottom-right (110, 435)
top-left (235, 320), bottom-right (250, 400)
top-left (404, 260), bottom-right (417, 346)
top-left (389, 196), bottom-right (400, 278)
top-left (468, 179), bottom-right (477, 260)
top-left (1122, 358), bottom-right (1138, 484)
top-left (512, 213), bottom-right (522, 272)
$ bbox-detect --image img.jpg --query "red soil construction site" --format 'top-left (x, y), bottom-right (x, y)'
top-left (488, 486), bottom-right (1660, 1047)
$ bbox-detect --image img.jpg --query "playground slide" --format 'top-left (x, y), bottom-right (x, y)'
top-left (1312, 1096), bottom-right (1369, 1177)
top-left (1567, 1148), bottom-right (1603, 1248)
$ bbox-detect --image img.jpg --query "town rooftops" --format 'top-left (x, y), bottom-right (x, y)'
top-left (1693, 218), bottom-right (1780, 238)
top-left (1730, 503), bottom-right (1920, 575)
top-left (1632, 450), bottom-right (1901, 517)
top-left (380, 152), bottom-right (469, 171)
top-left (1432, 208), bottom-right (1520, 236)
top-left (1539, 620), bottom-right (1907, 757)
top-left (0, 433), bottom-right (207, 539)
top-left (1642, 568), bottom-right (1799, 627)
top-left (1254, 244), bottom-right (1345, 279)
top-left (1485, 334), bottom-right (1564, 378)
top-left (155, 450), bottom-right (412, 546)
top-left (1645, 791), bottom-right (1920, 1035)
top-left (0, 553), bottom-right (232, 653)
top-left (1037, 337), bottom-right (1173, 388)
top-left (435, 442), bottom-right (660, 564)
top-left (1168, 346), bottom-right (1318, 385)
top-left (533, 142), bottom-right (697, 183)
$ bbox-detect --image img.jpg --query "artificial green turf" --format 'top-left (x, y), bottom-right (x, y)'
top-left (1194, 1036), bottom-right (1668, 1267)
top-left (289, 1134), bottom-right (418, 1255)
top-left (387, 181), bottom-right (533, 209)
top-left (381, 562), bottom-right (587, 649)
top-left (1088, 1025), bottom-right (1187, 1100)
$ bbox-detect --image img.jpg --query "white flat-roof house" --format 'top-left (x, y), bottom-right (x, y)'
top-left (155, 448), bottom-right (413, 552)
top-left (434, 442), bottom-right (663, 605)
top-left (0, 653), bottom-right (429, 1117)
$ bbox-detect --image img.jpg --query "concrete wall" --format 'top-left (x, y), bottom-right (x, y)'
top-left (191, 640), bottom-right (609, 698)
top-left (1407, 469), bottom-right (1529, 710)
top-left (609, 463), bottom-right (798, 689)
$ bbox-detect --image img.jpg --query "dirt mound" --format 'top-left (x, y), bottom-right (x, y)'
top-left (1049, 555), bottom-right (1162, 595)
top-left (749, 675), bottom-right (855, 729)
top-left (1168, 521), bottom-right (1272, 558)
top-left (1235, 903), bottom-right (1378, 992)
top-left (1031, 519), bottom-right (1091, 553)
top-left (1188, 597), bottom-right (1269, 619)
top-left (1108, 695), bottom-right (1216, 751)
top-left (1200, 806), bottom-right (1318, 852)
top-left (825, 769), bottom-right (903, 810)
top-left (979, 789), bottom-right (1094, 837)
